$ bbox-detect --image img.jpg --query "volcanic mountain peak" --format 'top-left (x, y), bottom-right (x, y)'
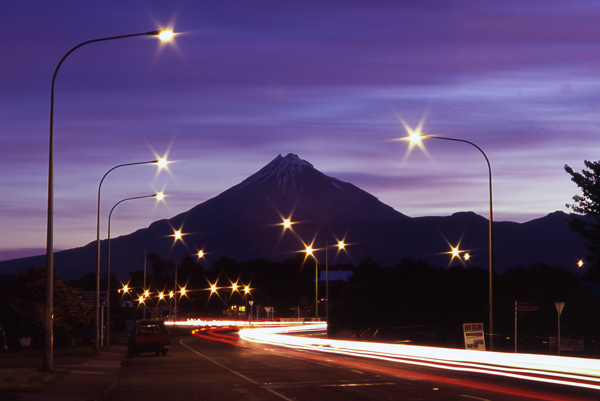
top-left (236, 153), bottom-right (313, 193)
top-left (174, 153), bottom-right (406, 231)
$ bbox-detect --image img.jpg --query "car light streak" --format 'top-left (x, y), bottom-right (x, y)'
top-left (192, 327), bottom-right (240, 346)
top-left (239, 324), bottom-right (600, 392)
top-left (165, 318), bottom-right (321, 328)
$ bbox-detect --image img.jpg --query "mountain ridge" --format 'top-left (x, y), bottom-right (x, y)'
top-left (0, 154), bottom-right (587, 280)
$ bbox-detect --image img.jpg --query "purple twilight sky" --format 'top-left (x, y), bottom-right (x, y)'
top-left (1, 1), bottom-right (600, 261)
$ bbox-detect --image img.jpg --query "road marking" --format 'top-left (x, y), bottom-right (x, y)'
top-left (461, 395), bottom-right (491, 401)
top-left (180, 338), bottom-right (295, 401)
top-left (321, 382), bottom-right (397, 387)
top-left (275, 351), bottom-right (333, 367)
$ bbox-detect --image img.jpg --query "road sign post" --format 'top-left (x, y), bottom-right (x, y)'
top-left (514, 301), bottom-right (538, 353)
top-left (555, 302), bottom-right (565, 355)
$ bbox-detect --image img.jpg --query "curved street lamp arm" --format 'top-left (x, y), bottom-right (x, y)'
top-left (427, 135), bottom-right (495, 348)
top-left (108, 194), bottom-right (158, 237)
top-left (426, 136), bottom-right (492, 191)
top-left (106, 193), bottom-right (156, 346)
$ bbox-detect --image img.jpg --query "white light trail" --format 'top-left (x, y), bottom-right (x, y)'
top-left (239, 324), bottom-right (600, 391)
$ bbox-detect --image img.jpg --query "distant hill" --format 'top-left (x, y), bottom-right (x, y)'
top-left (0, 154), bottom-right (587, 280)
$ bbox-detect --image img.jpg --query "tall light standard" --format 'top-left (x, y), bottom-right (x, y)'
top-left (404, 128), bottom-right (495, 350)
top-left (104, 192), bottom-right (163, 347)
top-left (95, 159), bottom-right (165, 350)
top-left (143, 229), bottom-right (184, 318)
top-left (45, 29), bottom-right (173, 369)
top-left (303, 244), bottom-right (320, 319)
top-left (328, 239), bottom-right (346, 323)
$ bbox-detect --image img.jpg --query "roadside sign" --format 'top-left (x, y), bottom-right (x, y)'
top-left (516, 305), bottom-right (538, 312)
top-left (463, 323), bottom-right (486, 351)
top-left (549, 336), bottom-right (584, 352)
top-left (555, 302), bottom-right (565, 315)
top-left (79, 291), bottom-right (106, 307)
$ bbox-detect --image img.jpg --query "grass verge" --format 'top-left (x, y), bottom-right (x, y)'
top-left (0, 368), bottom-right (66, 393)
top-left (0, 345), bottom-right (97, 394)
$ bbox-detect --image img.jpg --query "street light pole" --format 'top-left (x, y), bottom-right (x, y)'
top-left (105, 193), bottom-right (159, 347)
top-left (408, 133), bottom-right (495, 350)
top-left (143, 230), bottom-right (183, 319)
top-left (325, 237), bottom-right (329, 323)
top-left (45, 29), bottom-right (173, 369)
top-left (315, 255), bottom-right (319, 319)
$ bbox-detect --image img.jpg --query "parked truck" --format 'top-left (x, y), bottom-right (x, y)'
top-left (127, 319), bottom-right (171, 357)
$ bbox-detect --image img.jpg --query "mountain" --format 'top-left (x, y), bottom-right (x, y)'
top-left (0, 153), bottom-right (587, 280)
top-left (168, 153), bottom-right (407, 230)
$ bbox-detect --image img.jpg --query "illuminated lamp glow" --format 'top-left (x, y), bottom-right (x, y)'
top-left (158, 30), bottom-right (174, 42)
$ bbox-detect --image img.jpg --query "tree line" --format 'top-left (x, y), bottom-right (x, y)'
top-left (1, 254), bottom-right (598, 352)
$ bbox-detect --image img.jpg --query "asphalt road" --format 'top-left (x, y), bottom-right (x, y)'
top-left (107, 330), bottom-right (599, 401)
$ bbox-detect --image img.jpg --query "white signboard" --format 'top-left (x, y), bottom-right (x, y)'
top-left (463, 323), bottom-right (486, 351)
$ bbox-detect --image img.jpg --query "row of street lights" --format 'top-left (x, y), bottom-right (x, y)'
top-left (118, 252), bottom-right (253, 320)
top-left (44, 25), bottom-right (497, 369)
top-left (45, 28), bottom-right (174, 369)
top-left (95, 159), bottom-right (168, 349)
top-left (280, 218), bottom-right (347, 321)
top-left (122, 279), bottom-right (253, 306)
top-left (278, 218), bottom-right (476, 322)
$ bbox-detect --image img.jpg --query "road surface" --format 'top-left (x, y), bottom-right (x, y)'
top-left (107, 330), bottom-right (598, 401)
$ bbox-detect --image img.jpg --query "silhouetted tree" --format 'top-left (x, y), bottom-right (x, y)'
top-left (2, 266), bottom-right (92, 347)
top-left (69, 272), bottom-right (98, 292)
top-left (496, 263), bottom-right (600, 349)
top-left (148, 253), bottom-right (173, 288)
top-left (565, 160), bottom-right (600, 263)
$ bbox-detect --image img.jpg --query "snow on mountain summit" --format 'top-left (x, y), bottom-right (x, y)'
top-left (203, 153), bottom-right (407, 224)
top-left (235, 153), bottom-right (314, 193)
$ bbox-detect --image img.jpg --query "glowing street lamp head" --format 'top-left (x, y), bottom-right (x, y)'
top-left (244, 285), bottom-right (250, 295)
top-left (152, 152), bottom-right (173, 177)
top-left (156, 157), bottom-right (168, 169)
top-left (283, 218), bottom-right (292, 229)
top-left (158, 29), bottom-right (174, 42)
top-left (451, 247), bottom-right (460, 258)
top-left (144, 289), bottom-right (150, 298)
top-left (446, 244), bottom-right (469, 266)
top-left (210, 283), bottom-right (217, 294)
top-left (409, 131), bottom-right (423, 144)
top-left (305, 245), bottom-right (313, 256)
top-left (155, 191), bottom-right (165, 202)
top-left (173, 230), bottom-right (182, 241)
top-left (180, 287), bottom-right (187, 296)
top-left (337, 240), bottom-right (345, 250)
top-left (197, 250), bottom-right (204, 258)
top-left (395, 115), bottom-right (431, 160)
